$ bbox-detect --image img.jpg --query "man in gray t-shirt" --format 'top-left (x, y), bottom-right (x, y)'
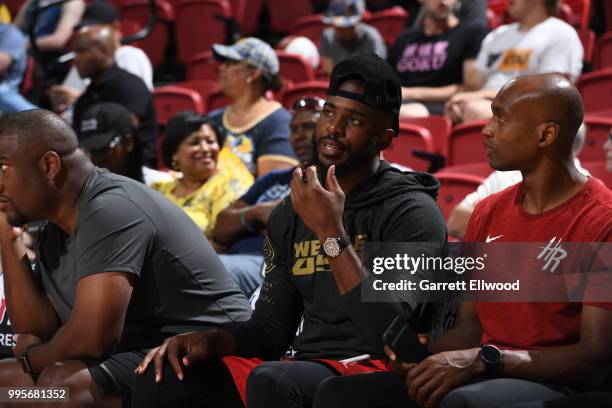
top-left (0, 109), bottom-right (251, 404)
top-left (319, 0), bottom-right (387, 74)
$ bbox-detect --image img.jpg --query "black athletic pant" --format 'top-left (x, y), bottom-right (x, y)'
top-left (132, 358), bottom-right (348, 408)
top-left (312, 372), bottom-right (574, 408)
top-left (131, 357), bottom-right (244, 408)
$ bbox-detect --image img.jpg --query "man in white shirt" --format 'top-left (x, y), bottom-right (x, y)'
top-left (444, 0), bottom-right (583, 124)
top-left (48, 2), bottom-right (153, 120)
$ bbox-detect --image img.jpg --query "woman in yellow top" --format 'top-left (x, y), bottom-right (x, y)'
top-left (152, 112), bottom-right (253, 240)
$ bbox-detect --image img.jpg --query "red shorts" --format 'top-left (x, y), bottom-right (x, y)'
top-left (222, 356), bottom-right (390, 405)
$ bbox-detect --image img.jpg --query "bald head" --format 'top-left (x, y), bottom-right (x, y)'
top-left (0, 110), bottom-right (79, 159)
top-left (76, 24), bottom-right (117, 53)
top-left (73, 24), bottom-right (117, 79)
top-left (499, 73), bottom-right (584, 156)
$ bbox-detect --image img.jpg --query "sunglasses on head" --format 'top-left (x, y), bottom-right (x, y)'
top-left (291, 97), bottom-right (325, 113)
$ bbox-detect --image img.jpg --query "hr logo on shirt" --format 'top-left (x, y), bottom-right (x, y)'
top-left (537, 237), bottom-right (567, 273)
top-left (292, 234), bottom-right (367, 276)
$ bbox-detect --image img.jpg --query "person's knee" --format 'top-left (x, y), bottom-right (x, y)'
top-left (0, 358), bottom-right (33, 386)
top-left (247, 363), bottom-right (304, 407)
top-left (312, 376), bottom-right (347, 407)
top-left (438, 386), bottom-right (472, 408)
top-left (463, 99), bottom-right (493, 122)
top-left (36, 361), bottom-right (89, 389)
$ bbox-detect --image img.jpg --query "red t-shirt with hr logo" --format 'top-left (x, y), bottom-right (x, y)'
top-left (464, 177), bottom-right (612, 349)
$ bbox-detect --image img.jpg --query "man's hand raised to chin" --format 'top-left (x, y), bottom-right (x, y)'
top-left (0, 210), bottom-right (27, 259)
top-left (290, 165), bottom-right (346, 241)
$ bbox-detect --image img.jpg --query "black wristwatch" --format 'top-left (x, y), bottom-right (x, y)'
top-left (322, 236), bottom-right (350, 258)
top-left (479, 344), bottom-right (504, 377)
top-left (19, 345), bottom-right (36, 375)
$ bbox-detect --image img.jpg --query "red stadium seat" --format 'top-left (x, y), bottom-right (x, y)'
top-left (118, 19), bottom-right (140, 37)
top-left (436, 162), bottom-right (494, 179)
top-left (488, 0), bottom-right (507, 15)
top-left (368, 6), bottom-right (409, 47)
top-left (605, 1), bottom-right (612, 32)
top-left (445, 120), bottom-right (488, 166)
top-left (401, 115), bottom-right (451, 154)
top-left (582, 116), bottom-right (612, 162)
top-left (153, 86), bottom-right (204, 126)
top-left (267, 0), bottom-right (313, 34)
top-left (594, 32), bottom-right (612, 71)
top-left (187, 51), bottom-right (220, 81)
top-left (277, 51), bottom-right (316, 84)
top-left (204, 89), bottom-right (232, 112)
top-left (178, 80), bottom-right (220, 110)
top-left (435, 173), bottom-right (486, 220)
top-left (292, 14), bottom-right (328, 47)
top-left (582, 162), bottom-right (612, 188)
top-left (20, 57), bottom-right (34, 96)
top-left (175, 0), bottom-right (231, 64)
top-left (577, 27), bottom-right (595, 64)
top-left (564, 0), bottom-right (591, 29)
top-left (384, 123), bottom-right (435, 172)
top-left (234, 0), bottom-right (263, 35)
top-left (280, 81), bottom-right (329, 109)
top-left (119, 0), bottom-right (174, 67)
top-left (576, 70), bottom-right (612, 116)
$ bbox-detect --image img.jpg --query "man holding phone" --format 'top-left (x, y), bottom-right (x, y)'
top-left (132, 54), bottom-right (447, 408)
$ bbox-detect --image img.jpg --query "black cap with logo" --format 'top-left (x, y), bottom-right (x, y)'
top-left (78, 102), bottom-right (133, 151)
top-left (327, 53), bottom-right (401, 132)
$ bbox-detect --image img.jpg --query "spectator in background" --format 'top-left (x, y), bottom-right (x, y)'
top-left (388, 0), bottom-right (487, 117)
top-left (278, 36), bottom-right (321, 70)
top-left (71, 24), bottom-right (158, 167)
top-left (445, 0), bottom-right (583, 124)
top-left (320, 0), bottom-right (387, 74)
top-left (0, 23), bottom-right (37, 112)
top-left (210, 37), bottom-right (298, 177)
top-left (14, 0), bottom-right (84, 52)
top-left (213, 96), bottom-right (324, 296)
top-left (152, 112), bottom-right (253, 242)
top-left (13, 0), bottom-right (84, 101)
top-left (404, 0), bottom-right (488, 30)
top-left (77, 102), bottom-right (172, 185)
top-left (447, 123), bottom-right (589, 240)
top-left (49, 1), bottom-right (153, 120)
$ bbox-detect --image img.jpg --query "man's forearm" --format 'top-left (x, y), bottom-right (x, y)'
top-left (502, 345), bottom-right (610, 388)
top-left (213, 207), bottom-right (250, 246)
top-left (1, 244), bottom-right (59, 339)
top-left (27, 320), bottom-right (120, 374)
top-left (403, 84), bottom-right (461, 103)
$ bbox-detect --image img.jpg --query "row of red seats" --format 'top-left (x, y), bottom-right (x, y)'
top-left (153, 77), bottom-right (612, 170)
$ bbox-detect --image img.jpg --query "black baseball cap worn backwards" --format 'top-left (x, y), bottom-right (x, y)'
top-left (327, 53), bottom-right (402, 132)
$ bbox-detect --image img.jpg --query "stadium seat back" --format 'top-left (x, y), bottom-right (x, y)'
top-left (384, 123), bottom-right (435, 172)
top-left (435, 173), bottom-right (486, 220)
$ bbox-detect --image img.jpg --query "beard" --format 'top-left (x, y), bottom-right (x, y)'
top-left (311, 134), bottom-right (378, 181)
top-left (1, 198), bottom-right (30, 227)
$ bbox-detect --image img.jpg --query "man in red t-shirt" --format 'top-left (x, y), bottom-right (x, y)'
top-left (400, 73), bottom-right (612, 408)
top-left (311, 73), bottom-right (612, 408)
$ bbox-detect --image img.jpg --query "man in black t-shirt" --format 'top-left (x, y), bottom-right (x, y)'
top-left (72, 24), bottom-right (158, 167)
top-left (388, 0), bottom-right (487, 117)
top-left (0, 110), bottom-right (251, 405)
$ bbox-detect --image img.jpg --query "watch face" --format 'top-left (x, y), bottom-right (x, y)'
top-left (323, 238), bottom-right (341, 258)
top-left (481, 345), bottom-right (501, 363)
